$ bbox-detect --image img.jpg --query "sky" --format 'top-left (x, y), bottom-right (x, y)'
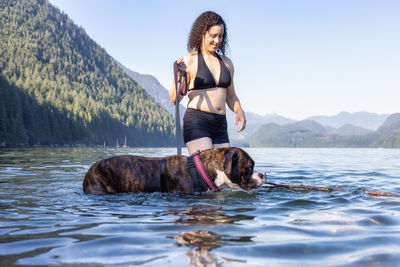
top-left (49, 0), bottom-right (400, 120)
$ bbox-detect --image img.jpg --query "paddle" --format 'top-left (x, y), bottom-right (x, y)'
top-left (262, 175), bottom-right (399, 197)
top-left (173, 60), bottom-right (187, 155)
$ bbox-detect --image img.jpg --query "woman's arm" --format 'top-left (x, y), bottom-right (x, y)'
top-left (169, 81), bottom-right (184, 105)
top-left (227, 84), bottom-right (246, 132)
top-left (225, 58), bottom-right (246, 132)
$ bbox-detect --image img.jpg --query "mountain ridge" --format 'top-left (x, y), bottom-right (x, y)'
top-left (306, 111), bottom-right (389, 130)
top-left (247, 113), bottom-right (400, 148)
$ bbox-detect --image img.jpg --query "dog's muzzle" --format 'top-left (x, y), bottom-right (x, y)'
top-left (242, 172), bottom-right (264, 190)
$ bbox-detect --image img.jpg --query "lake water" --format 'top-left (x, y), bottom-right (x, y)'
top-left (0, 147), bottom-right (400, 266)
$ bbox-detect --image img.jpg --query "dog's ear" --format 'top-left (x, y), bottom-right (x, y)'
top-left (223, 149), bottom-right (239, 177)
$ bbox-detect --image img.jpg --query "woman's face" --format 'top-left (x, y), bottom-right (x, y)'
top-left (202, 24), bottom-right (224, 53)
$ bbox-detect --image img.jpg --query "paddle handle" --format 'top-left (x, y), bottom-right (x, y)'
top-left (173, 61), bottom-right (187, 155)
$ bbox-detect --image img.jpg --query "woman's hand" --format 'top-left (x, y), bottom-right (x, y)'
top-left (235, 110), bottom-right (246, 132)
top-left (176, 58), bottom-right (187, 79)
top-left (176, 57), bottom-right (188, 95)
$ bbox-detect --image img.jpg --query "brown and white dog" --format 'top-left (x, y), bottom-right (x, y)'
top-left (83, 147), bottom-right (264, 194)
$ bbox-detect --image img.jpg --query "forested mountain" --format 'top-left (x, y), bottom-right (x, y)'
top-left (248, 123), bottom-right (359, 148)
top-left (0, 0), bottom-right (175, 146)
top-left (330, 124), bottom-right (372, 136)
top-left (114, 59), bottom-right (186, 124)
top-left (370, 113), bottom-right (400, 148)
top-left (377, 113), bottom-right (400, 132)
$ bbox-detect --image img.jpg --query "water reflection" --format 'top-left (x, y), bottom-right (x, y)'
top-left (167, 206), bottom-right (254, 226)
top-left (167, 205), bottom-right (254, 266)
top-left (169, 230), bottom-right (252, 267)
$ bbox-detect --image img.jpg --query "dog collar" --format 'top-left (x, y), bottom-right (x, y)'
top-left (160, 158), bottom-right (167, 192)
top-left (186, 156), bottom-right (202, 192)
top-left (191, 150), bottom-right (220, 192)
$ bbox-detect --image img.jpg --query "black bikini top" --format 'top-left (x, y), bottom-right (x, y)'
top-left (191, 50), bottom-right (232, 90)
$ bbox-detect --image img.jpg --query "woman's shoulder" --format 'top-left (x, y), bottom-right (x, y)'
top-left (184, 51), bottom-right (198, 62)
top-left (221, 55), bottom-right (234, 73)
top-left (181, 51), bottom-right (198, 71)
top-left (221, 55), bottom-right (233, 65)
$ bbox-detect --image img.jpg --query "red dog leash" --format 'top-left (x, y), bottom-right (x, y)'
top-left (191, 151), bottom-right (220, 192)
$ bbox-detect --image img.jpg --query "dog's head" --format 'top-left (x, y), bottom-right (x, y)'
top-left (215, 147), bottom-right (264, 191)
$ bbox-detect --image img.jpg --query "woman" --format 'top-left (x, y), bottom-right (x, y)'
top-left (169, 11), bottom-right (246, 155)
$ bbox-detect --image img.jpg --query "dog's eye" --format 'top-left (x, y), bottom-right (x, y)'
top-left (245, 167), bottom-right (253, 175)
top-left (241, 168), bottom-right (252, 181)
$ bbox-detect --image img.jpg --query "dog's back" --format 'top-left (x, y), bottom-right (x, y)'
top-left (83, 154), bottom-right (192, 194)
top-left (83, 155), bottom-right (164, 194)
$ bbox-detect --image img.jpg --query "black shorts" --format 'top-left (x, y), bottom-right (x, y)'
top-left (183, 108), bottom-right (230, 144)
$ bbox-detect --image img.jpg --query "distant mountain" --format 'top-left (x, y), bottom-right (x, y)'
top-left (371, 113), bottom-right (400, 148)
top-left (307, 111), bottom-right (389, 130)
top-left (371, 130), bottom-right (400, 148)
top-left (114, 59), bottom-right (186, 120)
top-left (229, 110), bottom-right (390, 143)
top-left (0, 0), bottom-right (174, 146)
top-left (377, 113), bottom-right (400, 132)
top-left (330, 124), bottom-right (372, 136)
top-left (231, 111), bottom-right (389, 141)
top-left (227, 111), bottom-right (294, 141)
top-left (248, 114), bottom-right (400, 148)
top-left (291, 120), bottom-right (329, 134)
top-left (248, 123), bottom-right (350, 148)
top-left (245, 112), bottom-right (295, 125)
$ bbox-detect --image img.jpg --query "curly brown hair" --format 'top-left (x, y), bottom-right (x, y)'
top-left (187, 11), bottom-right (228, 55)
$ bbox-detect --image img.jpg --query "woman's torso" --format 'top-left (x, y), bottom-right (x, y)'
top-left (185, 50), bottom-right (232, 115)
